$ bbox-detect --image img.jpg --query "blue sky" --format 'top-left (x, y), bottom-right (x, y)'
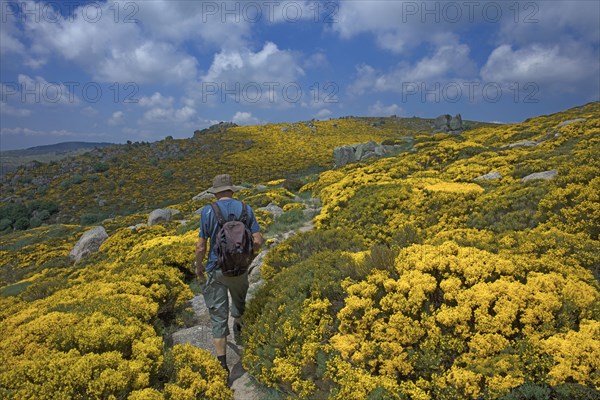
top-left (1, 0), bottom-right (599, 150)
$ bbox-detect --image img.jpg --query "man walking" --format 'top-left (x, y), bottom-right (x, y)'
top-left (195, 174), bottom-right (263, 377)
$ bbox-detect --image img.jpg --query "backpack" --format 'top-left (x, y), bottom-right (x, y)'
top-left (210, 202), bottom-right (254, 276)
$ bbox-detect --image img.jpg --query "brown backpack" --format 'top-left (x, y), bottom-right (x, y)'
top-left (210, 202), bottom-right (254, 276)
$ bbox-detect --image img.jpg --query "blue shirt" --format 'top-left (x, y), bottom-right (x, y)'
top-left (199, 199), bottom-right (261, 272)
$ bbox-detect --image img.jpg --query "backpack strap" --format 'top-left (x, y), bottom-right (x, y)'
top-left (210, 203), bottom-right (227, 226)
top-left (240, 202), bottom-right (249, 224)
top-left (210, 201), bottom-right (249, 226)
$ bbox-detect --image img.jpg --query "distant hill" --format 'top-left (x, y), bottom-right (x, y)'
top-left (0, 116), bottom-right (496, 225)
top-left (0, 141), bottom-right (115, 176)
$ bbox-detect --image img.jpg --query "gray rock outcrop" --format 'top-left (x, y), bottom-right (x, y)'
top-left (475, 172), bottom-right (502, 180)
top-left (557, 118), bottom-right (586, 128)
top-left (258, 203), bottom-right (284, 218)
top-left (333, 145), bottom-right (357, 168)
top-left (148, 208), bottom-right (180, 225)
top-left (522, 169), bottom-right (557, 182)
top-left (432, 114), bottom-right (463, 133)
top-left (193, 190), bottom-right (214, 201)
top-left (69, 226), bottom-right (108, 261)
top-left (333, 140), bottom-right (408, 168)
top-left (501, 140), bottom-right (539, 149)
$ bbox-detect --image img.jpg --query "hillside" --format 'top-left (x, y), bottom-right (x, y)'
top-left (0, 142), bottom-right (114, 177)
top-left (0, 103), bottom-right (598, 399)
top-left (0, 116), bottom-right (491, 230)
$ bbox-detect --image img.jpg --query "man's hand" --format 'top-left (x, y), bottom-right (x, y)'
top-left (195, 261), bottom-right (206, 281)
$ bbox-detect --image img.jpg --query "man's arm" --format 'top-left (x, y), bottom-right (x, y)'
top-left (252, 232), bottom-right (264, 254)
top-left (195, 237), bottom-right (207, 278)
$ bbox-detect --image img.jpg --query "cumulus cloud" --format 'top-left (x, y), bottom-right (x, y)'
top-left (368, 101), bottom-right (402, 116)
top-left (315, 108), bottom-right (332, 119)
top-left (0, 103), bottom-right (32, 117)
top-left (138, 92), bottom-right (175, 108)
top-left (349, 38), bottom-right (477, 95)
top-left (108, 111), bottom-right (125, 126)
top-left (232, 111), bottom-right (261, 125)
top-left (142, 106), bottom-right (196, 123)
top-left (198, 42), bottom-right (304, 107)
top-left (481, 44), bottom-right (600, 95)
top-left (18, 0), bottom-right (199, 84)
top-left (16, 74), bottom-right (80, 105)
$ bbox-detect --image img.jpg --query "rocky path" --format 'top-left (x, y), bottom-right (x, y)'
top-left (171, 250), bottom-right (270, 399)
top-left (171, 198), bottom-right (319, 399)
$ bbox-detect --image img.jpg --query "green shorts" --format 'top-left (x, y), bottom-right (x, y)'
top-left (202, 268), bottom-right (249, 338)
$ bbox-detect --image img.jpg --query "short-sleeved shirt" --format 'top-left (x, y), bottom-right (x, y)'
top-left (199, 199), bottom-right (261, 272)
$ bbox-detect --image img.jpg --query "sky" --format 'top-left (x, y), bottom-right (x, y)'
top-left (0, 0), bottom-right (599, 150)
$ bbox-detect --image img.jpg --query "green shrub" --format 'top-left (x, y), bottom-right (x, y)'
top-left (93, 162), bottom-right (109, 172)
top-left (80, 212), bottom-right (108, 225)
top-left (261, 228), bottom-right (366, 280)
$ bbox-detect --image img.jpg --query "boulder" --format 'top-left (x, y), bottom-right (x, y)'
top-left (522, 169), bottom-right (557, 182)
top-left (127, 223), bottom-right (148, 230)
top-left (193, 190), bottom-right (214, 201)
top-left (557, 118), bottom-right (586, 128)
top-left (148, 208), bottom-right (174, 225)
top-left (432, 114), bottom-right (452, 132)
top-left (258, 203), bottom-right (284, 218)
top-left (450, 114), bottom-right (463, 131)
top-left (69, 226), bottom-right (108, 261)
top-left (333, 145), bottom-right (356, 168)
top-left (475, 172), bottom-right (502, 180)
top-left (501, 140), bottom-right (539, 149)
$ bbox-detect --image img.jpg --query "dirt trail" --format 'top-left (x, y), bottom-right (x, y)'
top-left (172, 199), bottom-right (319, 399)
top-left (171, 250), bottom-right (269, 399)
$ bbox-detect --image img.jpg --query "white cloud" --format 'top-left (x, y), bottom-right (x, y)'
top-left (199, 42), bottom-right (304, 107)
top-left (332, 1), bottom-right (468, 53)
top-left (232, 111), bottom-right (261, 125)
top-left (142, 106), bottom-right (196, 123)
top-left (349, 38), bottom-right (477, 95)
top-left (0, 127), bottom-right (79, 137)
top-left (16, 74), bottom-right (80, 105)
top-left (20, 1), bottom-right (199, 84)
top-left (314, 108), bottom-right (332, 119)
top-left (108, 111), bottom-right (125, 126)
top-left (481, 44), bottom-right (600, 95)
top-left (498, 1), bottom-right (600, 47)
top-left (0, 103), bottom-right (32, 117)
top-left (81, 106), bottom-right (99, 117)
top-left (138, 92), bottom-right (175, 108)
top-left (368, 101), bottom-right (402, 116)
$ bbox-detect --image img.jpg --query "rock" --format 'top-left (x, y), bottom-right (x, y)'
top-left (193, 190), bottom-right (214, 201)
top-left (432, 114), bottom-right (451, 132)
top-left (98, 199), bottom-right (106, 207)
top-left (475, 172), bottom-right (502, 180)
top-left (258, 203), bottom-right (284, 218)
top-left (127, 223), bottom-right (148, 230)
top-left (148, 208), bottom-right (174, 225)
top-left (522, 169), bottom-right (557, 182)
top-left (450, 114), bottom-right (463, 131)
top-left (501, 140), bottom-right (538, 149)
top-left (333, 145), bottom-right (356, 168)
top-left (433, 114), bottom-right (463, 132)
top-left (69, 226), bottom-right (108, 261)
top-left (557, 118), bottom-right (586, 128)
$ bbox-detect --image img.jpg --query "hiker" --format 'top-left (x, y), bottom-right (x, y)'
top-left (195, 174), bottom-right (263, 377)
